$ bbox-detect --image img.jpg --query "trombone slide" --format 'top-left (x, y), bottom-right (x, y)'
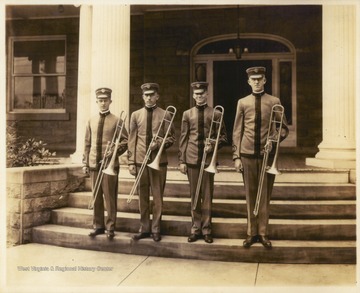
top-left (192, 105), bottom-right (224, 210)
top-left (88, 111), bottom-right (126, 209)
top-left (253, 104), bottom-right (284, 216)
top-left (103, 112), bottom-right (127, 176)
top-left (147, 106), bottom-right (177, 170)
top-left (88, 141), bottom-right (111, 210)
top-left (127, 105), bottom-right (177, 204)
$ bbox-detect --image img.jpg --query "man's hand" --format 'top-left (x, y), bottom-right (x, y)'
top-left (179, 163), bottom-right (187, 175)
top-left (82, 166), bottom-right (89, 174)
top-left (129, 164), bottom-right (137, 176)
top-left (204, 142), bottom-right (214, 154)
top-left (234, 159), bottom-right (243, 173)
top-left (264, 141), bottom-right (273, 153)
top-left (149, 141), bottom-right (159, 151)
top-left (105, 146), bottom-right (114, 158)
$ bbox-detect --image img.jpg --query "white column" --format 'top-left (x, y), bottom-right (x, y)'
top-left (71, 5), bottom-right (93, 163)
top-left (71, 5), bottom-right (130, 163)
top-left (306, 5), bottom-right (356, 169)
top-left (90, 5), bottom-right (130, 117)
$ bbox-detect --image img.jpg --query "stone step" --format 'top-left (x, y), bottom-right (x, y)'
top-left (68, 193), bottom-right (356, 219)
top-left (50, 207), bottom-right (356, 240)
top-left (85, 179), bottom-right (356, 200)
top-left (85, 167), bottom-right (352, 192)
top-left (32, 225), bottom-right (356, 264)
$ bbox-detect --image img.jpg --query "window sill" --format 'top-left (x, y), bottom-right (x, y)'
top-left (7, 112), bottom-right (70, 121)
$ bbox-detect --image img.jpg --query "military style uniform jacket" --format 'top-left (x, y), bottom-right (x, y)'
top-left (83, 112), bottom-right (128, 170)
top-left (179, 105), bottom-right (227, 167)
top-left (232, 92), bottom-right (289, 160)
top-left (128, 106), bottom-right (175, 166)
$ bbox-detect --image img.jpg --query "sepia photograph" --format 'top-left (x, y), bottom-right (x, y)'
top-left (1, 0), bottom-right (359, 292)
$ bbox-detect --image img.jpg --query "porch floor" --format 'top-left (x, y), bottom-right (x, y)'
top-left (166, 147), bottom-right (319, 171)
top-left (58, 147), bottom-right (338, 171)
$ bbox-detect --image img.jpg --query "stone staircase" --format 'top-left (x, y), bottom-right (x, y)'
top-left (32, 166), bottom-right (356, 264)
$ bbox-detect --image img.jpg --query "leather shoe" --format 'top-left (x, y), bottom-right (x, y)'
top-left (188, 234), bottom-right (201, 243)
top-left (259, 235), bottom-right (272, 249)
top-left (204, 234), bottom-right (213, 244)
top-left (107, 230), bottom-right (115, 239)
top-left (88, 228), bottom-right (105, 237)
top-left (243, 235), bottom-right (258, 248)
top-left (152, 233), bottom-right (161, 242)
top-left (132, 232), bottom-right (151, 241)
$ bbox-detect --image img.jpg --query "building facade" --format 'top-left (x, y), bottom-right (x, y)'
top-left (5, 4), bottom-right (356, 168)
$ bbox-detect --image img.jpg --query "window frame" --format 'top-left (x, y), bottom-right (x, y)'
top-left (7, 35), bottom-right (69, 120)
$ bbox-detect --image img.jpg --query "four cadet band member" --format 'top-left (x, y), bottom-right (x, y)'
top-left (232, 67), bottom-right (289, 249)
top-left (82, 69), bottom-right (287, 247)
top-left (179, 82), bottom-right (227, 244)
top-left (83, 87), bottom-right (128, 240)
top-left (128, 83), bottom-right (176, 242)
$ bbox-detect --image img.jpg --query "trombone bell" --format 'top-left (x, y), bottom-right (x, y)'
top-left (266, 165), bottom-right (281, 175)
top-left (102, 166), bottom-right (118, 176)
top-left (204, 163), bottom-right (218, 174)
top-left (147, 157), bottom-right (161, 170)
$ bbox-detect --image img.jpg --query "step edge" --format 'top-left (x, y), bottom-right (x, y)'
top-left (33, 224), bottom-right (357, 248)
top-left (52, 208), bottom-right (357, 224)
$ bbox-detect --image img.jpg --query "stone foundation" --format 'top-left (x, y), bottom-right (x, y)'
top-left (6, 164), bottom-right (85, 246)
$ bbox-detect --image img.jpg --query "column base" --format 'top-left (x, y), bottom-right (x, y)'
top-left (306, 143), bottom-right (356, 169)
top-left (70, 151), bottom-right (84, 164)
top-left (306, 157), bottom-right (356, 169)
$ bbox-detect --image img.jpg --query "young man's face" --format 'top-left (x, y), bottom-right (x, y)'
top-left (248, 76), bottom-right (266, 93)
top-left (96, 97), bottom-right (112, 112)
top-left (143, 92), bottom-right (159, 107)
top-left (192, 90), bottom-right (208, 105)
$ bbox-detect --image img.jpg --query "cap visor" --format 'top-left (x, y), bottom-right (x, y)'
top-left (143, 90), bottom-right (155, 94)
top-left (249, 74), bottom-right (264, 79)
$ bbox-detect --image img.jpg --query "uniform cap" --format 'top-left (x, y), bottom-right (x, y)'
top-left (246, 66), bottom-right (266, 78)
top-left (95, 87), bottom-right (112, 99)
top-left (141, 83), bottom-right (159, 94)
top-left (191, 81), bottom-right (209, 94)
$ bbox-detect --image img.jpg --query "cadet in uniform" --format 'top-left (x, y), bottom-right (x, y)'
top-left (232, 67), bottom-right (289, 248)
top-left (83, 87), bottom-right (128, 239)
top-left (179, 82), bottom-right (227, 244)
top-left (128, 83), bottom-right (176, 242)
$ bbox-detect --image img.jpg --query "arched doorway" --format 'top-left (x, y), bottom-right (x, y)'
top-left (191, 33), bottom-right (297, 147)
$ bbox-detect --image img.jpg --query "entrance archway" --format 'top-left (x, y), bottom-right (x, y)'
top-left (190, 33), bottom-right (297, 147)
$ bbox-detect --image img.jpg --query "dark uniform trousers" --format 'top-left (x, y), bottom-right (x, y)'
top-left (179, 105), bottom-right (227, 236)
top-left (128, 106), bottom-right (175, 235)
top-left (241, 156), bottom-right (275, 237)
top-left (138, 166), bottom-right (167, 234)
top-left (91, 170), bottom-right (118, 232)
top-left (187, 167), bottom-right (214, 236)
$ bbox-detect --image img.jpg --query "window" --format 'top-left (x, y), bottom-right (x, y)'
top-left (9, 36), bottom-right (66, 113)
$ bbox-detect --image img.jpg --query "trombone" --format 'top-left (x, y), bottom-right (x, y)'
top-left (88, 111), bottom-right (127, 209)
top-left (127, 105), bottom-right (177, 204)
top-left (253, 104), bottom-right (284, 216)
top-left (192, 105), bottom-right (224, 210)
top-left (103, 112), bottom-right (128, 176)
